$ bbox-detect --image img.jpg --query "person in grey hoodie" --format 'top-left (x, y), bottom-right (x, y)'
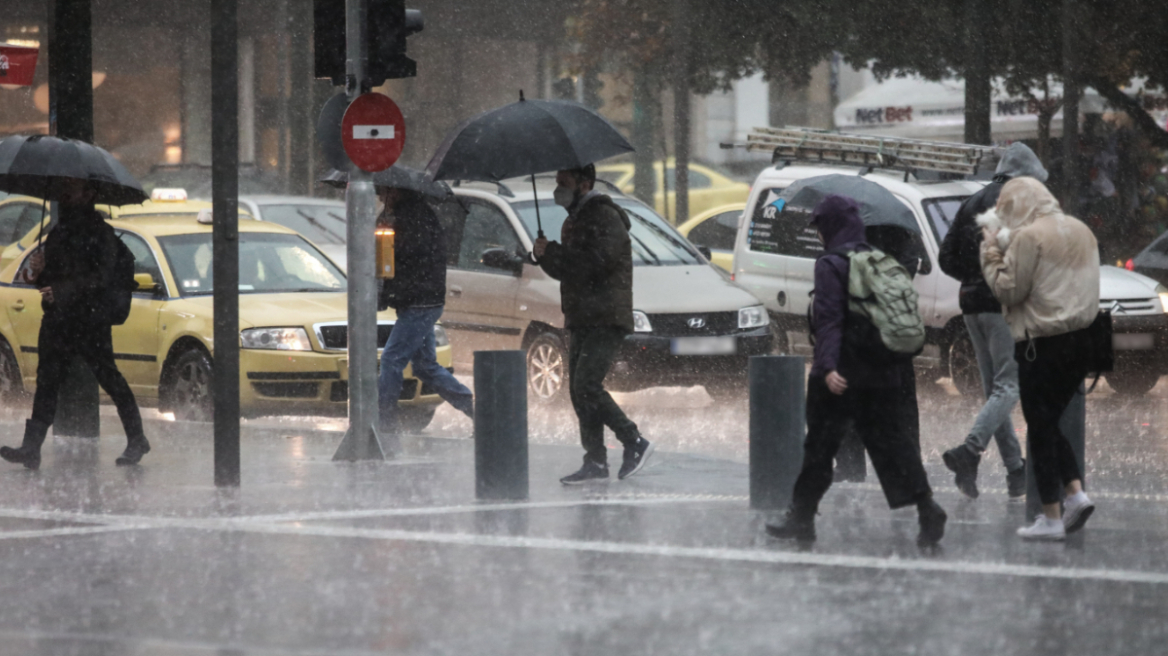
top-left (937, 143), bottom-right (1047, 500)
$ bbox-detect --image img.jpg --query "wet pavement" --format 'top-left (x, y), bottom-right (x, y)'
top-left (0, 377), bottom-right (1167, 655)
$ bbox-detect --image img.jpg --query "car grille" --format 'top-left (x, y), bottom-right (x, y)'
top-left (317, 323), bottom-right (395, 350)
top-left (1100, 298), bottom-right (1160, 316)
top-left (252, 382), bottom-right (319, 398)
top-left (647, 312), bottom-right (739, 337)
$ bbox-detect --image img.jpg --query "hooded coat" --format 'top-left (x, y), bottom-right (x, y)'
top-left (939, 142), bottom-right (1048, 314)
top-left (36, 204), bottom-right (135, 328)
top-left (979, 177), bottom-right (1100, 341)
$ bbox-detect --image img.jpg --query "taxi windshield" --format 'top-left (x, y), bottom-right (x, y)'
top-left (158, 232), bottom-right (346, 296)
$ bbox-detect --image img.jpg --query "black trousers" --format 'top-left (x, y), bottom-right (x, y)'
top-left (791, 376), bottom-right (932, 513)
top-left (32, 319), bottom-right (144, 440)
top-left (1016, 332), bottom-right (1087, 505)
top-left (568, 326), bottom-right (638, 465)
top-left (836, 361), bottom-right (920, 477)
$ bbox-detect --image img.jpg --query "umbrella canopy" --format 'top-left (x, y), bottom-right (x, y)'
top-left (425, 94), bottom-right (633, 183)
top-left (779, 174), bottom-right (919, 234)
top-left (0, 135), bottom-right (148, 206)
top-left (319, 164), bottom-right (451, 198)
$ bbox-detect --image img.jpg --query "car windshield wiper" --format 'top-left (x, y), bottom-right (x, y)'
top-left (296, 209), bottom-right (346, 244)
top-left (629, 232), bottom-right (661, 265)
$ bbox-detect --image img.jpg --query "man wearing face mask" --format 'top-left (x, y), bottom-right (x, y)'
top-left (533, 164), bottom-right (653, 484)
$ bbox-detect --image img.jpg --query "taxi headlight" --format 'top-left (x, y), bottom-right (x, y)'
top-left (738, 305), bottom-right (769, 329)
top-left (1157, 285), bottom-right (1168, 314)
top-left (434, 324), bottom-right (450, 347)
top-left (633, 310), bottom-right (653, 333)
top-left (241, 327), bottom-right (313, 351)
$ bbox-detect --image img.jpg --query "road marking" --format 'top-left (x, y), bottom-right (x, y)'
top-left (0, 525), bottom-right (142, 541)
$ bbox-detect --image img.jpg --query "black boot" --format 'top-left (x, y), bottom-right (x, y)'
top-left (765, 508), bottom-right (816, 543)
top-left (0, 420), bottom-right (50, 470)
top-left (942, 445), bottom-right (981, 499)
top-left (116, 434), bottom-right (151, 466)
top-left (917, 497), bottom-right (948, 547)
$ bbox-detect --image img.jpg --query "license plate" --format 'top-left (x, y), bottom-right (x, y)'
top-left (1113, 333), bottom-right (1155, 350)
top-left (670, 336), bottom-right (737, 356)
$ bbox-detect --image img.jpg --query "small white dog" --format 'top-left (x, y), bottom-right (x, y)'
top-left (976, 208), bottom-right (1011, 250)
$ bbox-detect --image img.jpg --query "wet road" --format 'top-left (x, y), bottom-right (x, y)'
top-left (0, 374), bottom-right (1165, 655)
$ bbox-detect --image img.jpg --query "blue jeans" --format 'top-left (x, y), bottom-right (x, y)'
top-left (962, 313), bottom-right (1024, 471)
top-left (378, 306), bottom-right (473, 432)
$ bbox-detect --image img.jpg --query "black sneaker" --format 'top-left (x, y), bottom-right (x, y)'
top-left (115, 438), bottom-right (151, 466)
top-left (560, 459), bottom-right (609, 485)
top-left (917, 498), bottom-right (948, 547)
top-left (618, 437), bottom-right (654, 480)
top-left (765, 510), bottom-right (816, 543)
top-left (942, 445), bottom-right (980, 499)
top-left (1007, 460), bottom-right (1026, 500)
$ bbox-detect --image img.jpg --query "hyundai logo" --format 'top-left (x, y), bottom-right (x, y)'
top-left (687, 317), bottom-right (706, 329)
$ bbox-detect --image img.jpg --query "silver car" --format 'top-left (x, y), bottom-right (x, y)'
top-left (238, 195), bottom-right (348, 269)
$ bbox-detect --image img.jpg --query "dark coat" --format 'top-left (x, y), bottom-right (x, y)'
top-left (378, 195), bottom-right (447, 311)
top-left (538, 192), bottom-right (634, 332)
top-left (36, 205), bottom-right (133, 328)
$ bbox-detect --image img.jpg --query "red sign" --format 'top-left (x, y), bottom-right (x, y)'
top-left (0, 44), bottom-right (39, 87)
top-left (341, 93), bottom-right (406, 172)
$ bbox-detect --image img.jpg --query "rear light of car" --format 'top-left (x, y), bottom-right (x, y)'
top-left (1126, 259), bottom-right (1135, 271)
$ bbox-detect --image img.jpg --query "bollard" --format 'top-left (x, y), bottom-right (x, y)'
top-left (749, 355), bottom-right (806, 510)
top-left (474, 351), bottom-right (528, 500)
top-left (1026, 384), bottom-right (1086, 518)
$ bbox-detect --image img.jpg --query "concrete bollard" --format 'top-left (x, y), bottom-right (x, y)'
top-left (749, 355), bottom-right (806, 510)
top-left (1026, 384), bottom-right (1087, 518)
top-left (474, 351), bottom-right (529, 500)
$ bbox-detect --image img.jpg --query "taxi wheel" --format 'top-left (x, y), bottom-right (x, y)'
top-left (0, 338), bottom-right (22, 403)
top-left (169, 349), bottom-right (214, 421)
top-left (398, 406), bottom-right (437, 433)
top-left (526, 332), bottom-right (568, 405)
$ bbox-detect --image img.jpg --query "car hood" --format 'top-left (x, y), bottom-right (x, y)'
top-left (1100, 265), bottom-right (1160, 299)
top-left (632, 265), bottom-right (763, 314)
top-left (178, 292), bottom-right (396, 329)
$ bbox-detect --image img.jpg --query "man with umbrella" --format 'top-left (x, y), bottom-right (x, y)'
top-left (0, 178), bottom-right (148, 469)
top-left (375, 173), bottom-right (474, 435)
top-left (532, 165), bottom-right (653, 484)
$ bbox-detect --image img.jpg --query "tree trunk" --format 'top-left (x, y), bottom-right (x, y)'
top-left (1062, 0), bottom-right (1080, 215)
top-left (963, 0), bottom-right (993, 145)
top-left (672, 0), bottom-right (691, 225)
top-left (632, 68), bottom-right (657, 206)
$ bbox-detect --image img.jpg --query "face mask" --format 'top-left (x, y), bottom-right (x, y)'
top-left (553, 185), bottom-right (576, 208)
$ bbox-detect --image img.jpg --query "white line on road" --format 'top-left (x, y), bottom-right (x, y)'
top-left (0, 525), bottom-right (144, 541)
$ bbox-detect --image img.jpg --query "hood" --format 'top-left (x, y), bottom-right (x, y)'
top-left (180, 291), bottom-right (379, 330)
top-left (1100, 265), bottom-right (1160, 300)
top-left (809, 194), bottom-right (865, 251)
top-left (995, 142), bottom-right (1048, 182)
top-left (631, 265), bottom-right (763, 314)
top-left (994, 177), bottom-right (1062, 232)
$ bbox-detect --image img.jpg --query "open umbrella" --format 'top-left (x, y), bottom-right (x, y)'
top-left (319, 164), bottom-right (451, 199)
top-left (778, 174), bottom-right (920, 234)
top-left (0, 135), bottom-right (148, 206)
top-left (425, 91), bottom-right (633, 236)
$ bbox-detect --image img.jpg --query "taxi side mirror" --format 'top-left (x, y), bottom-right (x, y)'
top-left (481, 248), bottom-right (523, 276)
top-left (133, 273), bottom-right (160, 293)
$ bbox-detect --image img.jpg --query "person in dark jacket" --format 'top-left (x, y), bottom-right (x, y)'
top-left (533, 164), bottom-right (653, 484)
top-left (0, 180), bottom-right (149, 470)
top-left (376, 187), bottom-right (473, 433)
top-left (937, 143), bottom-right (1046, 500)
top-left (766, 195), bottom-right (946, 546)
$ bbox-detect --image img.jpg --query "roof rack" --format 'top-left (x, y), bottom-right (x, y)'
top-left (721, 127), bottom-right (1001, 177)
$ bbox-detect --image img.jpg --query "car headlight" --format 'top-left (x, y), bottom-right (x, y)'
top-left (1157, 285), bottom-right (1168, 314)
top-left (240, 327), bottom-right (313, 351)
top-left (434, 324), bottom-right (450, 347)
top-left (738, 305), bottom-right (769, 329)
top-left (633, 310), bottom-right (653, 333)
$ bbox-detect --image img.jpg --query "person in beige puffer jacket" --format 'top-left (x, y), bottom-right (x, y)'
top-left (980, 176), bottom-right (1100, 541)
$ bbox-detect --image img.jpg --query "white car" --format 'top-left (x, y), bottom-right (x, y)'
top-left (238, 195), bottom-right (348, 269)
top-left (732, 163), bottom-right (1168, 395)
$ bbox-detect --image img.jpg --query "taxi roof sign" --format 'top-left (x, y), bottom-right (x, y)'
top-left (151, 188), bottom-right (188, 202)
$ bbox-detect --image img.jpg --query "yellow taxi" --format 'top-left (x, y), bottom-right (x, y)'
top-left (677, 203), bottom-right (745, 273)
top-left (0, 196), bottom-right (449, 430)
top-left (594, 159), bottom-right (750, 222)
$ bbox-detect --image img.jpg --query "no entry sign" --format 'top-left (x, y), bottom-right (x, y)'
top-left (0, 43), bottom-right (39, 87)
top-left (341, 93), bottom-right (406, 172)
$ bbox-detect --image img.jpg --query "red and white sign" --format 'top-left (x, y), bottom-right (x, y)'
top-left (0, 43), bottom-right (39, 87)
top-left (341, 93), bottom-right (406, 172)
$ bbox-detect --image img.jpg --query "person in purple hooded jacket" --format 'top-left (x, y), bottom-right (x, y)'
top-left (765, 195), bottom-right (947, 547)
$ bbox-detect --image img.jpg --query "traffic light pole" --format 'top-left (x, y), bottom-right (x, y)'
top-left (333, 0), bottom-right (388, 461)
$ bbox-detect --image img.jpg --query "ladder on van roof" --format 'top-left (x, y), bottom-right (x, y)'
top-left (721, 127), bottom-right (1001, 177)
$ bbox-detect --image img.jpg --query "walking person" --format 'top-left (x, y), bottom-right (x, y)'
top-left (376, 185), bottom-right (474, 434)
top-left (766, 195), bottom-right (947, 546)
top-left (0, 180), bottom-right (149, 470)
top-left (532, 164), bottom-right (653, 484)
top-left (979, 177), bottom-right (1099, 540)
top-left (937, 143), bottom-right (1046, 499)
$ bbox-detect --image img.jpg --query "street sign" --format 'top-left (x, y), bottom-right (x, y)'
top-left (341, 93), bottom-right (405, 172)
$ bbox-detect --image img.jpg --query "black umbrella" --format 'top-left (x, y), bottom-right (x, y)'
top-left (425, 91), bottom-right (633, 236)
top-left (319, 164), bottom-right (452, 199)
top-left (778, 174), bottom-right (920, 234)
top-left (0, 135), bottom-right (148, 206)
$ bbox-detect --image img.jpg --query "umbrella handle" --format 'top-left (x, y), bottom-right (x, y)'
top-left (531, 174), bottom-right (543, 237)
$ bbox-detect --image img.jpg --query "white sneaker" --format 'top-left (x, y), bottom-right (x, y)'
top-left (1063, 493), bottom-right (1095, 534)
top-left (1017, 515), bottom-right (1066, 541)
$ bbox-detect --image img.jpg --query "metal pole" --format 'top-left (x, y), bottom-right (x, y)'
top-left (211, 0), bottom-right (241, 487)
top-left (1061, 0), bottom-right (1081, 216)
top-left (749, 356), bottom-right (805, 510)
top-left (474, 351), bottom-right (528, 500)
top-left (1026, 385), bottom-right (1086, 518)
top-left (671, 0), bottom-right (691, 225)
top-left (333, 0), bottom-right (386, 461)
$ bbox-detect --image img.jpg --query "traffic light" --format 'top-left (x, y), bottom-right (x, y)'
top-left (314, 0), bottom-right (424, 86)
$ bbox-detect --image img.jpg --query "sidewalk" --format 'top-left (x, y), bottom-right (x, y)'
top-left (0, 414), bottom-right (1165, 655)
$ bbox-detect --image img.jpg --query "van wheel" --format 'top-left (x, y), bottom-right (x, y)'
top-left (166, 349), bottom-right (214, 421)
top-left (0, 338), bottom-right (23, 404)
top-left (1106, 370), bottom-right (1160, 396)
top-left (398, 406), bottom-right (437, 433)
top-left (527, 332), bottom-right (569, 405)
top-left (948, 333), bottom-right (981, 397)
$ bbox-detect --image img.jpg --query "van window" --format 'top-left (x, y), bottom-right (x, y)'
top-left (746, 189), bottom-right (821, 258)
top-left (922, 196), bottom-right (967, 243)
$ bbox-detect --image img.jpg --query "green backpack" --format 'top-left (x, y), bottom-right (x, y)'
top-left (837, 248), bottom-right (925, 359)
